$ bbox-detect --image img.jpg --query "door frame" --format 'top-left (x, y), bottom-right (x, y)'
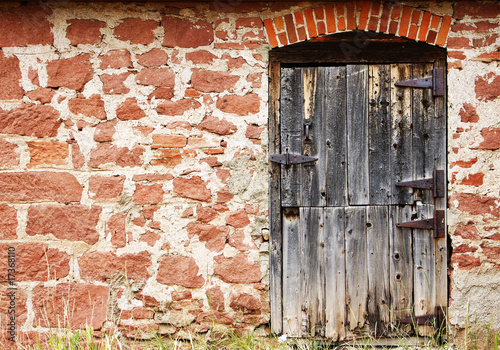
top-left (268, 31), bottom-right (448, 339)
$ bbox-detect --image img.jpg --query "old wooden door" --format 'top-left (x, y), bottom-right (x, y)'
top-left (270, 62), bottom-right (446, 341)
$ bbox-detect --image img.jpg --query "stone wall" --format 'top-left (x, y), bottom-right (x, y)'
top-left (0, 0), bottom-right (499, 346)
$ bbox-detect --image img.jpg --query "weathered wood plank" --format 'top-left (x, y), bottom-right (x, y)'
top-left (390, 64), bottom-right (413, 205)
top-left (347, 65), bottom-right (369, 205)
top-left (269, 60), bottom-right (283, 335)
top-left (324, 207), bottom-right (346, 341)
top-left (345, 206), bottom-right (368, 331)
top-left (300, 207), bottom-right (325, 336)
top-left (302, 67), bottom-right (326, 207)
top-left (325, 66), bottom-right (348, 207)
top-left (369, 65), bottom-right (391, 205)
top-left (282, 207), bottom-right (302, 337)
top-left (281, 67), bottom-right (303, 207)
top-left (367, 206), bottom-right (390, 336)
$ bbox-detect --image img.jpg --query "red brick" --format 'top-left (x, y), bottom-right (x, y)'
top-left (173, 176), bottom-right (211, 202)
top-left (274, 16), bottom-right (285, 31)
top-left (152, 134), bottom-right (187, 148)
top-left (436, 16), bottom-right (452, 47)
top-left (28, 141), bottom-right (69, 168)
top-left (473, 34), bottom-right (498, 48)
top-left (114, 18), bottom-right (158, 44)
top-left (89, 175), bottom-right (125, 199)
top-left (346, 2), bottom-right (357, 30)
top-left (0, 6), bottom-right (53, 47)
top-left (314, 6), bottom-right (325, 20)
top-left (450, 193), bottom-right (500, 217)
top-left (455, 225), bottom-right (481, 241)
top-left (116, 98), bottom-right (146, 121)
top-left (0, 50), bottom-right (23, 100)
top-left (66, 19), bottom-right (106, 45)
top-left (137, 49), bottom-right (169, 67)
top-left (162, 17), bottom-right (213, 48)
top-left (454, 1), bottom-right (500, 20)
top-left (216, 94), bottom-right (260, 116)
top-left (417, 12), bottom-right (432, 42)
top-left (80, 251), bottom-right (152, 282)
top-left (0, 138), bottom-right (20, 167)
top-left (197, 115), bottom-right (237, 135)
top-left (136, 68), bottom-right (175, 88)
top-left (157, 255), bottom-right (205, 288)
top-left (157, 99), bottom-right (201, 116)
top-left (214, 254), bottom-right (261, 283)
top-left (107, 214), bottom-right (126, 248)
top-left (26, 87), bottom-right (55, 104)
top-left (0, 204), bottom-right (17, 239)
top-left (191, 69), bottom-right (239, 93)
top-left (230, 292), bottom-right (261, 312)
top-left (284, 14), bottom-right (298, 44)
top-left (304, 8), bottom-right (317, 38)
top-left (186, 222), bottom-right (229, 252)
top-left (0, 243), bottom-right (70, 281)
top-left (379, 3), bottom-right (391, 33)
top-left (358, 1), bottom-right (371, 31)
top-left (448, 51), bottom-right (466, 60)
top-left (475, 73), bottom-right (500, 102)
top-left (47, 54), bottom-right (93, 91)
top-left (226, 209), bottom-right (250, 228)
top-left (447, 37), bottom-right (471, 49)
top-left (186, 50), bottom-right (217, 64)
top-left (27, 205), bottom-right (101, 244)
top-left (89, 144), bottom-right (144, 168)
top-left (100, 49), bottom-right (132, 69)
top-left (69, 94), bottom-right (106, 119)
top-left (33, 284), bottom-right (108, 329)
top-left (0, 104), bottom-right (61, 137)
top-left (474, 51), bottom-right (500, 63)
top-left (451, 254), bottom-right (481, 270)
top-left (398, 6), bottom-right (412, 37)
top-left (133, 184), bottom-right (164, 204)
top-left (324, 4), bottom-right (336, 34)
top-left (100, 72), bottom-right (131, 94)
top-left (263, 19), bottom-right (279, 48)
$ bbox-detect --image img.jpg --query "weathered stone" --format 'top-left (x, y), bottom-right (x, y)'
top-left (450, 193), bottom-right (500, 217)
top-left (0, 6), bottom-right (53, 47)
top-left (0, 50), bottom-right (23, 100)
top-left (196, 311), bottom-right (233, 325)
top-left (200, 156), bottom-right (222, 167)
top-left (47, 54), bottom-right (93, 91)
top-left (214, 254), bottom-right (261, 283)
top-left (89, 144), bottom-right (144, 168)
top-left (455, 225), bottom-right (481, 241)
top-left (172, 290), bottom-right (192, 301)
top-left (28, 141), bottom-right (69, 168)
top-left (94, 120), bottom-right (117, 142)
top-left (0, 204), bottom-right (17, 239)
top-left (72, 143), bottom-right (85, 169)
top-left (226, 209), bottom-right (250, 228)
top-left (0, 138), bottom-right (19, 167)
top-left (0, 104), bottom-right (61, 137)
top-left (133, 184), bottom-right (164, 204)
top-left (107, 214), bottom-right (126, 248)
top-left (230, 292), bottom-right (262, 312)
top-left (0, 172), bottom-right (82, 203)
top-left (100, 72), bottom-right (131, 94)
top-left (186, 222), bottom-right (229, 252)
top-left (156, 309), bottom-right (196, 327)
top-left (79, 251), bottom-right (152, 282)
top-left (0, 243), bottom-right (70, 281)
top-left (138, 49), bottom-right (169, 67)
top-left (186, 50), bottom-right (217, 64)
top-left (149, 87), bottom-right (174, 100)
top-left (26, 88), bottom-right (55, 104)
top-left (140, 231), bottom-right (160, 246)
top-left (136, 68), bottom-right (175, 87)
top-left (191, 69), bottom-right (239, 93)
top-left (152, 134), bottom-right (187, 148)
top-left (151, 149), bottom-right (196, 168)
top-left (454, 1), bottom-right (500, 19)
top-left (206, 286), bottom-right (224, 311)
top-left (89, 175), bottom-right (125, 199)
top-left (68, 94), bottom-right (106, 120)
top-left (33, 284), bottom-right (108, 329)
top-left (66, 19), bottom-right (106, 45)
top-left (236, 17), bottom-right (262, 28)
top-left (100, 49), bottom-right (133, 69)
top-left (245, 124), bottom-right (266, 139)
top-left (459, 103), bottom-right (479, 123)
top-left (217, 186), bottom-right (234, 203)
top-left (196, 204), bottom-right (218, 222)
top-left (475, 73), bottom-right (500, 102)
top-left (478, 128), bottom-right (500, 150)
top-left (482, 246), bottom-right (500, 259)
top-left (157, 99), bottom-right (201, 116)
top-left (228, 230), bottom-right (257, 251)
top-left (116, 98), bottom-right (146, 121)
top-left (27, 205), bottom-right (102, 245)
top-left (173, 176), bottom-right (211, 201)
top-left (114, 18), bottom-right (158, 44)
top-left (216, 94), bottom-right (260, 115)
top-left (197, 115), bottom-right (237, 135)
top-left (450, 254), bottom-right (481, 270)
top-left (157, 255), bottom-right (205, 288)
top-left (162, 17), bottom-right (213, 48)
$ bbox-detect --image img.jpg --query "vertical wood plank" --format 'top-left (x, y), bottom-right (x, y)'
top-left (269, 60), bottom-right (283, 335)
top-left (347, 65), bottom-right (369, 205)
top-left (390, 64), bottom-right (413, 205)
top-left (300, 207), bottom-right (325, 336)
top-left (367, 206), bottom-right (390, 336)
top-left (282, 207), bottom-right (302, 337)
top-left (324, 207), bottom-right (346, 341)
top-left (413, 204), bottom-right (436, 336)
top-left (345, 206), bottom-right (368, 331)
top-left (281, 67), bottom-right (303, 207)
top-left (326, 66), bottom-right (348, 207)
top-left (302, 67), bottom-right (326, 207)
top-left (389, 205), bottom-right (413, 328)
top-left (369, 65), bottom-right (391, 205)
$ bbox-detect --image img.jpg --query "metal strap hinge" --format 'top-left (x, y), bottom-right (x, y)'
top-left (396, 169), bottom-right (445, 197)
top-left (397, 210), bottom-right (445, 238)
top-left (397, 306), bottom-right (446, 332)
top-left (395, 68), bottom-right (445, 96)
top-left (270, 152), bottom-right (317, 166)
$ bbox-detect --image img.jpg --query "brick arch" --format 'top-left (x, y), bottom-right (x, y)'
top-left (263, 2), bottom-right (452, 49)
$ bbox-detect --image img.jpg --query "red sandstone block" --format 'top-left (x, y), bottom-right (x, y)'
top-left (325, 4), bottom-right (336, 33)
top-left (136, 68), bottom-right (175, 88)
top-left (0, 50), bottom-right (23, 100)
top-left (89, 144), bottom-right (144, 168)
top-left (0, 204), bottom-right (17, 239)
top-left (66, 19), bottom-right (106, 45)
top-left (186, 50), bottom-right (217, 64)
top-left (133, 184), bottom-right (164, 204)
top-left (451, 254), bottom-right (481, 270)
top-left (358, 1), bottom-right (371, 30)
top-left (137, 49), bottom-right (169, 67)
top-left (115, 18), bottom-right (158, 45)
top-left (216, 94), bottom-right (260, 116)
top-left (0, 138), bottom-right (19, 168)
top-left (191, 69), bottom-right (239, 93)
top-left (173, 176), bottom-right (211, 202)
top-left (0, 104), bottom-right (61, 138)
top-left (0, 6), bottom-right (53, 47)
top-left (304, 8), bottom-right (318, 38)
top-left (89, 175), bottom-right (125, 199)
top-left (100, 49), bottom-right (132, 69)
top-left (28, 141), bottom-right (69, 168)
top-left (162, 17), bottom-right (213, 48)
top-left (47, 54), bottom-right (93, 91)
top-left (346, 2), bottom-right (356, 30)
top-left (157, 255), bottom-right (205, 288)
top-left (398, 6), bottom-right (412, 37)
top-left (214, 254), bottom-right (261, 283)
top-left (152, 134), bottom-right (187, 148)
top-left (235, 17), bottom-right (262, 29)
top-left (157, 99), bottom-right (201, 116)
top-left (100, 72), bottom-right (131, 94)
top-left (263, 19), bottom-right (279, 48)
top-left (79, 251), bottom-right (152, 282)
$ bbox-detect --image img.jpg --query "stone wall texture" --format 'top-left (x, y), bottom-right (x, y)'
top-left (0, 0), bottom-right (498, 346)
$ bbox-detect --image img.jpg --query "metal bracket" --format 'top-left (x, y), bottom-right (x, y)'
top-left (270, 152), bottom-right (317, 166)
top-left (395, 68), bottom-right (445, 96)
top-left (304, 121), bottom-right (312, 144)
top-left (396, 169), bottom-right (445, 197)
top-left (397, 210), bottom-right (445, 238)
top-left (397, 306), bottom-right (446, 333)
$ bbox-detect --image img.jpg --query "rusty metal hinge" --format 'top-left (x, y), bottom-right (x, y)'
top-left (396, 169), bottom-right (445, 197)
top-left (395, 68), bottom-right (445, 96)
top-left (397, 210), bottom-right (445, 238)
top-left (397, 306), bottom-right (446, 333)
top-left (270, 152), bottom-right (317, 166)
